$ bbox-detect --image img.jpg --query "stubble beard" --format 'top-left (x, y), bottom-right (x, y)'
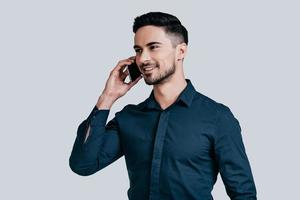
top-left (144, 61), bottom-right (176, 85)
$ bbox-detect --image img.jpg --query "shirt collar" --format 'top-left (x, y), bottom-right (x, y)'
top-left (141, 79), bottom-right (196, 110)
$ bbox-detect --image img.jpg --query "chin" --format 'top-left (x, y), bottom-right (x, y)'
top-left (144, 76), bottom-right (165, 85)
top-left (144, 78), bottom-right (155, 85)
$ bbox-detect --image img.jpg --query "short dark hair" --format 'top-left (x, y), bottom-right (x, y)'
top-left (133, 12), bottom-right (188, 47)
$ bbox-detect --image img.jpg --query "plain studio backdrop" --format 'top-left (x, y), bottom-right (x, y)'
top-left (0, 0), bottom-right (299, 199)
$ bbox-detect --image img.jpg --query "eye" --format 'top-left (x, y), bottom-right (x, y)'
top-left (134, 49), bottom-right (142, 53)
top-left (150, 45), bottom-right (159, 50)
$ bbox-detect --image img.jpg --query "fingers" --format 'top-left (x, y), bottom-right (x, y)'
top-left (111, 58), bottom-right (134, 75)
top-left (120, 68), bottom-right (129, 81)
top-left (127, 74), bottom-right (143, 88)
top-left (110, 57), bottom-right (139, 85)
top-left (128, 56), bottom-right (136, 61)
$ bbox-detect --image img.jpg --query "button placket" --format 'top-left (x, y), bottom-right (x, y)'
top-left (149, 111), bottom-right (170, 200)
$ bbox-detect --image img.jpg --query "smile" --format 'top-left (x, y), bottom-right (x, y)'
top-left (143, 67), bottom-right (155, 73)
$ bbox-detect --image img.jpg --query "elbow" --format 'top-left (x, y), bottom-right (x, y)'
top-left (69, 158), bottom-right (98, 176)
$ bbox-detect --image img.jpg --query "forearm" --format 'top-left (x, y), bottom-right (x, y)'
top-left (82, 93), bottom-right (116, 143)
top-left (96, 92), bottom-right (117, 109)
top-left (69, 108), bottom-right (111, 176)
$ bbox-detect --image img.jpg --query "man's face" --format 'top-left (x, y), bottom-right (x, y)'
top-left (134, 25), bottom-right (178, 85)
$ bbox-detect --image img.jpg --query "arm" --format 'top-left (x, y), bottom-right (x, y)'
top-left (214, 106), bottom-right (257, 200)
top-left (69, 105), bottom-right (123, 176)
top-left (69, 57), bottom-right (142, 176)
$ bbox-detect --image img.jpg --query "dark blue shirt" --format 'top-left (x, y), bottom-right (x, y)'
top-left (69, 79), bottom-right (256, 200)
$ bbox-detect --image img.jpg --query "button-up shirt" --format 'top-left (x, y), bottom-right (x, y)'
top-left (69, 79), bottom-right (257, 200)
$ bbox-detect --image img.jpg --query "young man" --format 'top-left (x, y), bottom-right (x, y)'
top-left (69, 12), bottom-right (257, 200)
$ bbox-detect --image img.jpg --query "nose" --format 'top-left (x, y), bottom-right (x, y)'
top-left (138, 50), bottom-right (150, 65)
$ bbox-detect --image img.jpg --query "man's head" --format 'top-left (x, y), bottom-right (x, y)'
top-left (132, 12), bottom-right (188, 85)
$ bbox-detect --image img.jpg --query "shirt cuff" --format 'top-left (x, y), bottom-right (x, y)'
top-left (88, 105), bottom-right (110, 127)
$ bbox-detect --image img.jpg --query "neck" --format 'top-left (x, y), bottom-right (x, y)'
top-left (152, 74), bottom-right (187, 110)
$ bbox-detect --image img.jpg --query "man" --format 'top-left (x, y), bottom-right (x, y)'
top-left (69, 12), bottom-right (257, 200)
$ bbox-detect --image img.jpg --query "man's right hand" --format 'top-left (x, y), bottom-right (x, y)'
top-left (96, 57), bottom-right (143, 109)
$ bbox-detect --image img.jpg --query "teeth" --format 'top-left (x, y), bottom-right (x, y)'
top-left (144, 67), bottom-right (154, 71)
top-left (144, 67), bottom-right (155, 71)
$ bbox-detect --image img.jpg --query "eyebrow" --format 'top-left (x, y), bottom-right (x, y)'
top-left (133, 42), bottom-right (163, 49)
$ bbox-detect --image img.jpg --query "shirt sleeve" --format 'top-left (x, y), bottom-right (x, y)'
top-left (214, 106), bottom-right (257, 200)
top-left (69, 105), bottom-right (123, 176)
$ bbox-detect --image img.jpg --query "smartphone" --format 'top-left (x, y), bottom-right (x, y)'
top-left (127, 60), bottom-right (142, 82)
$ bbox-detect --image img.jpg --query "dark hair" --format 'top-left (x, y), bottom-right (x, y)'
top-left (133, 12), bottom-right (188, 47)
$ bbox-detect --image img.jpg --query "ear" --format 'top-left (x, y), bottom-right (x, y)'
top-left (176, 43), bottom-right (188, 61)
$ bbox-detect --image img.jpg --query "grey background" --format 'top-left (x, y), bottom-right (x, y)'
top-left (1, 0), bottom-right (299, 199)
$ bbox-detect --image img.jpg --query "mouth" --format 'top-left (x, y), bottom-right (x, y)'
top-left (143, 65), bottom-right (156, 74)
